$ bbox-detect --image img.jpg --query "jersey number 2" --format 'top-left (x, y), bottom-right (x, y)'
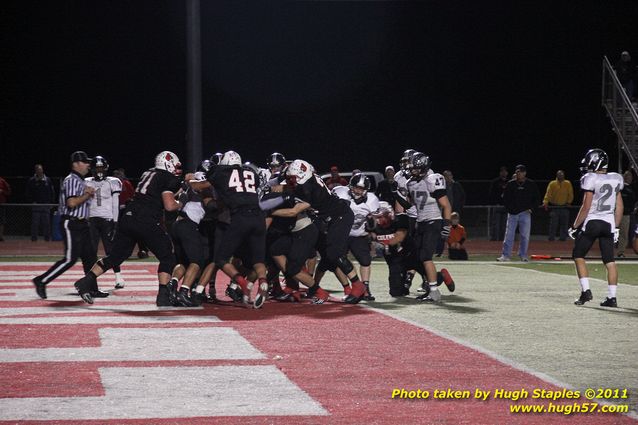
top-left (229, 169), bottom-right (256, 193)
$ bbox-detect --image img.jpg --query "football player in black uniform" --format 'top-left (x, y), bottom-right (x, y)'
top-left (190, 151), bottom-right (269, 309)
top-left (74, 151), bottom-right (183, 305)
top-left (285, 159), bottom-right (368, 303)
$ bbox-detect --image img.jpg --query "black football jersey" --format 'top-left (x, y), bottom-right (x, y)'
top-left (209, 165), bottom-right (259, 212)
top-left (293, 174), bottom-right (349, 219)
top-left (127, 168), bottom-right (180, 220)
top-left (371, 213), bottom-right (413, 255)
top-left (263, 192), bottom-right (297, 233)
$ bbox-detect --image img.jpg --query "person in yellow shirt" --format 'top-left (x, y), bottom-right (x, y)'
top-left (543, 170), bottom-right (574, 241)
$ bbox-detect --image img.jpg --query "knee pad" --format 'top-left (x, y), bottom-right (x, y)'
top-left (335, 255), bottom-right (354, 275)
top-left (157, 253), bottom-right (176, 275)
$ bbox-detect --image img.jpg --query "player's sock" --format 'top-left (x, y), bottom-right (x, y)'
top-left (194, 285), bottom-right (205, 294)
top-left (608, 285), bottom-right (617, 298)
top-left (579, 278), bottom-right (590, 292)
top-left (115, 272), bottom-right (123, 281)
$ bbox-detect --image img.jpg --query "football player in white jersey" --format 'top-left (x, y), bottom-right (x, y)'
top-left (398, 153), bottom-right (455, 302)
top-left (570, 148), bottom-right (624, 307)
top-left (85, 156), bottom-right (125, 289)
top-left (332, 173), bottom-right (380, 300)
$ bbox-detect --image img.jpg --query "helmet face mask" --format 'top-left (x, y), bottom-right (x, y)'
top-left (268, 152), bottom-right (286, 173)
top-left (92, 156), bottom-right (109, 181)
top-left (155, 151), bottom-right (182, 176)
top-left (373, 201), bottom-right (394, 228)
top-left (349, 173), bottom-right (370, 199)
top-left (410, 152), bottom-right (430, 177)
top-left (400, 149), bottom-right (416, 171)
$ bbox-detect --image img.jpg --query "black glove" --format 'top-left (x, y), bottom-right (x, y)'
top-left (177, 191), bottom-right (189, 206)
top-left (441, 220), bottom-right (451, 239)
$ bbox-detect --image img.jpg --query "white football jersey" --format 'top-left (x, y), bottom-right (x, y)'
top-left (394, 170), bottom-right (417, 218)
top-left (333, 185), bottom-right (380, 237)
top-left (580, 172), bottom-right (624, 229)
top-left (407, 170), bottom-right (446, 222)
top-left (86, 176), bottom-right (122, 220)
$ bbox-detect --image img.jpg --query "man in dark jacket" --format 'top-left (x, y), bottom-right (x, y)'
top-left (26, 164), bottom-right (56, 241)
top-left (375, 166), bottom-right (398, 204)
top-left (488, 166), bottom-right (509, 241)
top-left (497, 164), bottom-right (540, 262)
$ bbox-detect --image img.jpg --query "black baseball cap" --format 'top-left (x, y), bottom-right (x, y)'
top-left (70, 151), bottom-right (92, 163)
top-left (515, 164), bottom-right (526, 172)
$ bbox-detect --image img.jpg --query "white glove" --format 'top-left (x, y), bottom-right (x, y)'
top-left (613, 228), bottom-right (619, 244)
top-left (567, 227), bottom-right (580, 240)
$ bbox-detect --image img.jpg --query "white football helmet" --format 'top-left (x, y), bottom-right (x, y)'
top-left (155, 151), bottom-right (182, 175)
top-left (220, 150), bottom-right (242, 166)
top-left (286, 159), bottom-right (313, 186)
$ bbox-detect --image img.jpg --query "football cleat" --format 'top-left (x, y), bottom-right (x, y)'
top-left (253, 280), bottom-right (269, 309)
top-left (115, 281), bottom-right (125, 289)
top-left (225, 282), bottom-right (244, 303)
top-left (574, 289), bottom-right (593, 305)
top-left (439, 269), bottom-right (455, 292)
top-left (176, 288), bottom-right (196, 307)
top-left (137, 250), bottom-right (149, 259)
top-left (344, 281), bottom-right (366, 304)
top-left (190, 291), bottom-right (204, 307)
top-left (32, 277), bottom-right (47, 299)
top-left (311, 287), bottom-right (330, 304)
top-left (362, 283), bottom-right (375, 301)
top-left (600, 297), bottom-right (617, 307)
top-left (166, 278), bottom-right (180, 306)
top-left (75, 275), bottom-right (96, 304)
top-left (156, 285), bottom-right (172, 306)
top-left (90, 290), bottom-right (110, 298)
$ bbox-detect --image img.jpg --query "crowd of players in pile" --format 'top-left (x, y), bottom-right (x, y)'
top-left (35, 149), bottom-right (458, 308)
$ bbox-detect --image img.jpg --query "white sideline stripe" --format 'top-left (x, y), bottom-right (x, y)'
top-left (366, 305), bottom-right (638, 420)
top-left (0, 270), bottom-right (153, 276)
top-left (0, 305), bottom-right (204, 316)
top-left (0, 328), bottom-right (263, 362)
top-left (0, 366), bottom-right (327, 420)
top-left (0, 315), bottom-right (219, 324)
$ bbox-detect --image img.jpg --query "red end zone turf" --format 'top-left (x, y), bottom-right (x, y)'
top-left (0, 263), bottom-right (634, 424)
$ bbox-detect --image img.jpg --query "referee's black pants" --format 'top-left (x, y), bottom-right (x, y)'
top-left (36, 217), bottom-right (97, 285)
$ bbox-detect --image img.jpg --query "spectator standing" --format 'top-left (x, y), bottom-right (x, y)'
top-left (497, 164), bottom-right (540, 262)
top-left (443, 170), bottom-right (465, 214)
top-left (488, 166), bottom-right (509, 241)
top-left (376, 165), bottom-right (398, 204)
top-left (617, 170), bottom-right (635, 258)
top-left (26, 164), bottom-right (56, 241)
top-left (0, 176), bottom-right (11, 241)
top-left (325, 166), bottom-right (348, 190)
top-left (543, 169), bottom-right (574, 241)
top-left (614, 51), bottom-right (636, 100)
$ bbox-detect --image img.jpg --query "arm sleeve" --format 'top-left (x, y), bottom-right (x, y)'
top-left (259, 196), bottom-right (286, 211)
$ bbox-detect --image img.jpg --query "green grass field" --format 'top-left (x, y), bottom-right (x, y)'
top-left (498, 262), bottom-right (638, 286)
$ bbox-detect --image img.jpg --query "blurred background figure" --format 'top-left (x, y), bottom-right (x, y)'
top-left (0, 175), bottom-right (12, 241)
top-left (376, 165), bottom-right (397, 204)
top-left (325, 165), bottom-right (348, 190)
top-left (26, 164), bottom-right (55, 242)
top-left (488, 166), bottom-right (509, 241)
top-left (543, 169), bottom-right (573, 241)
top-left (617, 170), bottom-right (635, 258)
top-left (447, 212), bottom-right (468, 260)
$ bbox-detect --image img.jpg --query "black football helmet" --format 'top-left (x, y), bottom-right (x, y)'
top-left (400, 149), bottom-right (417, 171)
top-left (349, 173), bottom-right (371, 200)
top-left (91, 155), bottom-right (109, 181)
top-left (198, 159), bottom-right (212, 173)
top-left (410, 152), bottom-right (431, 177)
top-left (580, 148), bottom-right (609, 174)
top-left (267, 152), bottom-right (286, 171)
top-left (210, 152), bottom-right (224, 166)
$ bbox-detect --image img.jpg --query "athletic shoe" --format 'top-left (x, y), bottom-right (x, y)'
top-left (190, 291), bottom-right (204, 307)
top-left (362, 283), bottom-right (375, 301)
top-left (574, 289), bottom-right (593, 305)
top-left (176, 288), bottom-right (196, 307)
top-left (344, 281), bottom-right (366, 304)
top-left (90, 290), bottom-right (110, 298)
top-left (311, 287), bottom-right (330, 304)
top-left (416, 284), bottom-right (428, 293)
top-left (235, 276), bottom-right (251, 305)
top-left (32, 277), bottom-right (47, 299)
top-left (156, 285), bottom-right (172, 306)
top-left (166, 278), bottom-right (179, 306)
top-left (496, 256), bottom-right (511, 262)
top-left (225, 282), bottom-right (244, 303)
top-left (114, 281), bottom-right (125, 289)
top-left (439, 269), bottom-right (455, 292)
top-left (253, 280), bottom-right (269, 309)
top-left (600, 297), bottom-right (617, 307)
top-left (520, 256), bottom-right (529, 262)
top-left (205, 289), bottom-right (217, 303)
top-left (75, 275), bottom-right (96, 304)
top-left (137, 250), bottom-right (149, 259)
top-left (417, 288), bottom-right (440, 303)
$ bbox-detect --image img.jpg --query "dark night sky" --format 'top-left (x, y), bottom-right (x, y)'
top-left (3, 1), bottom-right (638, 182)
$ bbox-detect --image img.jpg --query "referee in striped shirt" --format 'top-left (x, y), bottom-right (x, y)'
top-left (33, 151), bottom-right (108, 299)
